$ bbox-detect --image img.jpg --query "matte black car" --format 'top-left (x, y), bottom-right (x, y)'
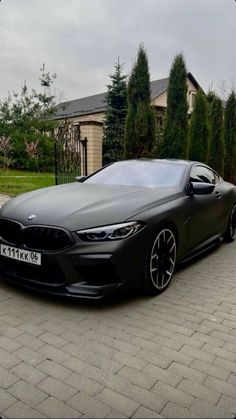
top-left (0, 159), bottom-right (236, 299)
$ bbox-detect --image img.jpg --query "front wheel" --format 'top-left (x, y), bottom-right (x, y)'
top-left (224, 203), bottom-right (236, 242)
top-left (143, 228), bottom-right (177, 295)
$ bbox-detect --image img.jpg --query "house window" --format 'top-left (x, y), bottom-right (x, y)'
top-left (191, 92), bottom-right (196, 108)
top-left (157, 116), bottom-right (163, 127)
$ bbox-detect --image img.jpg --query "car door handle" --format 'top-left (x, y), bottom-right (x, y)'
top-left (215, 191), bottom-right (222, 199)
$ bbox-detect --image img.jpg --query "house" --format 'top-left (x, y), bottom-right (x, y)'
top-left (54, 72), bottom-right (200, 175)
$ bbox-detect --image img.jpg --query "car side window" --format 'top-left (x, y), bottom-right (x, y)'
top-left (190, 166), bottom-right (216, 184)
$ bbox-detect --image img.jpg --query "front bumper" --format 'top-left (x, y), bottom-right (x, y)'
top-left (0, 228), bottom-right (150, 299)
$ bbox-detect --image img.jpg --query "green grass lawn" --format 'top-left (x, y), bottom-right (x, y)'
top-left (0, 169), bottom-right (55, 196)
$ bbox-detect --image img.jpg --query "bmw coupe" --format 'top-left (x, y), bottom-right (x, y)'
top-left (0, 159), bottom-right (236, 299)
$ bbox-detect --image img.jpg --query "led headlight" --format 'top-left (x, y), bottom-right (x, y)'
top-left (76, 221), bottom-right (144, 241)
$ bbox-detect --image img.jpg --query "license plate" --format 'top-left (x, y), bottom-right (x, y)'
top-left (0, 244), bottom-right (41, 266)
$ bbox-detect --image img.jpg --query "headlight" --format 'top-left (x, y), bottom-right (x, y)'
top-left (76, 221), bottom-right (144, 241)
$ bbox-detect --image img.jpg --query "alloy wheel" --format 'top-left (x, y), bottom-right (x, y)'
top-left (150, 228), bottom-right (176, 290)
top-left (230, 204), bottom-right (236, 240)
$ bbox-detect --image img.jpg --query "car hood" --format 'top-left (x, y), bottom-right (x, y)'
top-left (0, 182), bottom-right (180, 231)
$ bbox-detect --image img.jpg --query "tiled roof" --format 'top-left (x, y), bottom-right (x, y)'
top-left (54, 73), bottom-right (199, 119)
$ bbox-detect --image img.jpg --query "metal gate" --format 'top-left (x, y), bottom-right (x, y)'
top-left (54, 121), bottom-right (87, 185)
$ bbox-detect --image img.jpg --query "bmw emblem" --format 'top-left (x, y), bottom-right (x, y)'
top-left (28, 214), bottom-right (37, 221)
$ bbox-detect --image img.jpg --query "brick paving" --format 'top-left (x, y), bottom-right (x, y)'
top-left (0, 194), bottom-right (236, 418)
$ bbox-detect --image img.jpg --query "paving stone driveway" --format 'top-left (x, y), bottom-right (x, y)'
top-left (0, 194), bottom-right (236, 418)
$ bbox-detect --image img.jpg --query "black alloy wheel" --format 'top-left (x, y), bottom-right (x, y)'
top-left (225, 203), bottom-right (236, 242)
top-left (143, 228), bottom-right (176, 295)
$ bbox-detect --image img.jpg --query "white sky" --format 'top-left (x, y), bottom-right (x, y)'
top-left (0, 0), bottom-right (236, 103)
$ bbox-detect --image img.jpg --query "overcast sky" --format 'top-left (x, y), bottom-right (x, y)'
top-left (0, 0), bottom-right (236, 103)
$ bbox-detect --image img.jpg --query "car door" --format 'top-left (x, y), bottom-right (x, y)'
top-left (185, 165), bottom-right (223, 251)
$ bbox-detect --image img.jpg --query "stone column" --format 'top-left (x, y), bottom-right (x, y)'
top-left (80, 121), bottom-right (103, 175)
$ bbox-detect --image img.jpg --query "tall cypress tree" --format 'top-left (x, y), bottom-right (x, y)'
top-left (224, 91), bottom-right (236, 183)
top-left (160, 53), bottom-right (188, 159)
top-left (188, 90), bottom-right (209, 163)
top-left (208, 95), bottom-right (225, 175)
top-left (103, 60), bottom-right (127, 165)
top-left (125, 45), bottom-right (156, 158)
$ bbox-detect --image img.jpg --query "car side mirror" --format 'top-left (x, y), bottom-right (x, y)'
top-left (188, 182), bottom-right (215, 195)
top-left (75, 176), bottom-right (87, 183)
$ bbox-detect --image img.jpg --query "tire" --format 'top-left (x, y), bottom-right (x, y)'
top-left (143, 227), bottom-right (177, 295)
top-left (224, 203), bottom-right (236, 242)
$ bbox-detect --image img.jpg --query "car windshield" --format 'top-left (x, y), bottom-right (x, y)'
top-left (85, 160), bottom-right (185, 188)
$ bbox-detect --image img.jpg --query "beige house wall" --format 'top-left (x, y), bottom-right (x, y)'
top-left (152, 78), bottom-right (198, 112)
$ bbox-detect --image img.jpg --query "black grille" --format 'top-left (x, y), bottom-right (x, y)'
top-left (0, 219), bottom-right (22, 245)
top-left (0, 218), bottom-right (73, 251)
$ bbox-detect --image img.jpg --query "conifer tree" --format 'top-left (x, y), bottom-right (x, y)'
top-left (103, 60), bottom-right (127, 165)
top-left (125, 45), bottom-right (156, 158)
top-left (188, 90), bottom-right (209, 163)
top-left (160, 53), bottom-right (188, 159)
top-left (224, 91), bottom-right (236, 183)
top-left (208, 95), bottom-right (225, 175)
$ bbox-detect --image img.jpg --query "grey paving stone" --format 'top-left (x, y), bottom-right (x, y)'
top-left (0, 314), bottom-right (24, 327)
top-left (132, 405), bottom-right (164, 418)
top-left (191, 332), bottom-right (225, 347)
top-left (117, 366), bottom-right (158, 389)
top-left (38, 359), bottom-right (72, 381)
top-left (40, 321), bottom-right (67, 335)
top-left (39, 332), bottom-right (68, 348)
top-left (106, 408), bottom-right (129, 418)
top-left (137, 349), bottom-right (172, 369)
top-left (213, 356), bottom-right (236, 373)
top-left (190, 398), bottom-right (234, 418)
top-left (228, 373), bottom-right (236, 386)
top-left (0, 365), bottom-right (19, 389)
top-left (113, 351), bottom-right (146, 371)
top-left (168, 361), bottom-right (206, 384)
top-left (202, 343), bottom-right (236, 362)
top-left (8, 380), bottom-right (48, 408)
top-left (11, 362), bottom-right (47, 386)
top-left (159, 347), bottom-right (193, 366)
top-left (96, 387), bottom-right (139, 417)
top-left (18, 322), bottom-right (44, 337)
top-left (178, 378), bottom-right (221, 404)
top-left (37, 376), bottom-right (77, 402)
top-left (3, 401), bottom-right (46, 418)
top-left (0, 348), bottom-right (21, 369)
top-left (38, 343), bottom-right (70, 363)
top-left (191, 359), bottom-right (230, 380)
top-left (15, 333), bottom-right (45, 351)
top-left (143, 363), bottom-right (182, 387)
top-left (67, 392), bottom-right (112, 418)
top-left (13, 346), bottom-right (46, 366)
top-left (0, 388), bottom-right (17, 414)
top-left (36, 397), bottom-right (80, 418)
top-left (0, 336), bottom-right (22, 353)
top-left (180, 344), bottom-right (216, 363)
top-left (62, 343), bottom-right (122, 373)
top-left (152, 381), bottom-right (194, 408)
top-left (161, 401), bottom-right (201, 418)
top-left (205, 376), bottom-right (236, 399)
top-left (65, 372), bottom-right (104, 396)
top-left (218, 394), bottom-right (236, 414)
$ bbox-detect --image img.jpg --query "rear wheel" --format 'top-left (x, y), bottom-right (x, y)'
top-left (224, 203), bottom-right (236, 242)
top-left (143, 228), bottom-right (177, 295)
